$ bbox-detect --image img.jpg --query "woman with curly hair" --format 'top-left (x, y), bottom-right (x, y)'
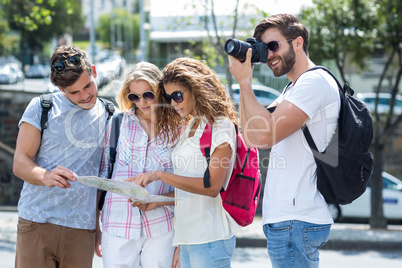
top-left (128, 57), bottom-right (241, 267)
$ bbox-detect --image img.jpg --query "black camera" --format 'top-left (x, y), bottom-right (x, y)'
top-left (224, 38), bottom-right (268, 64)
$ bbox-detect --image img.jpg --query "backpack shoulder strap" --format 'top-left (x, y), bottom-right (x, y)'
top-left (98, 97), bottom-right (115, 120)
top-left (296, 66), bottom-right (343, 153)
top-left (303, 66), bottom-right (354, 96)
top-left (108, 112), bottom-right (124, 178)
top-left (199, 118), bottom-right (214, 188)
top-left (98, 112), bottom-right (122, 211)
top-left (40, 93), bottom-right (53, 136)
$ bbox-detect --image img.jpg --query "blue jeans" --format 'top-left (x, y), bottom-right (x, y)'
top-left (180, 236), bottom-right (236, 268)
top-left (263, 221), bottom-right (331, 268)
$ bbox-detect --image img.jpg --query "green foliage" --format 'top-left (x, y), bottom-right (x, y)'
top-left (1, 0), bottom-right (84, 51)
top-left (178, 0), bottom-right (259, 68)
top-left (375, 0), bottom-right (402, 54)
top-left (96, 8), bottom-right (140, 50)
top-left (0, 1), bottom-right (19, 55)
top-left (300, 0), bottom-right (379, 75)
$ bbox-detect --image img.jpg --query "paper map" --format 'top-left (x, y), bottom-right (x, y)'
top-left (76, 176), bottom-right (175, 204)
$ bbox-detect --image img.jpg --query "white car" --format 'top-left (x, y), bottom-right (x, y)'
top-left (231, 84), bottom-right (281, 106)
top-left (356, 92), bottom-right (402, 115)
top-left (329, 172), bottom-right (402, 222)
top-left (0, 63), bottom-right (24, 84)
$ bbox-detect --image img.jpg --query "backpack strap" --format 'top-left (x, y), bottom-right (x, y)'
top-left (304, 66), bottom-right (354, 96)
top-left (109, 112), bottom-right (123, 177)
top-left (298, 66), bottom-right (344, 153)
top-left (98, 97), bottom-right (115, 120)
top-left (40, 93), bottom-right (53, 136)
top-left (98, 112), bottom-right (123, 211)
top-left (200, 119), bottom-right (214, 188)
top-left (301, 125), bottom-right (318, 152)
top-left (39, 95), bottom-right (114, 138)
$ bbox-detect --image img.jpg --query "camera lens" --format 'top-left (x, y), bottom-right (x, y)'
top-left (224, 39), bottom-right (251, 61)
top-left (225, 40), bottom-right (235, 53)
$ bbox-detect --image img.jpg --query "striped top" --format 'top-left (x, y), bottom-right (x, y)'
top-left (99, 109), bottom-right (175, 239)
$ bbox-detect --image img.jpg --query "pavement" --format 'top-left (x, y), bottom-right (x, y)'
top-left (1, 206), bottom-right (402, 253)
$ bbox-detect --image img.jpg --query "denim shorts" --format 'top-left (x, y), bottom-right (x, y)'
top-left (263, 221), bottom-right (331, 268)
top-left (179, 236), bottom-right (236, 268)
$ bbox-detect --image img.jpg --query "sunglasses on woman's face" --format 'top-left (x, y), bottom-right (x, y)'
top-left (163, 88), bottom-right (188, 103)
top-left (266, 38), bottom-right (296, 53)
top-left (51, 54), bottom-right (83, 72)
top-left (127, 91), bottom-right (155, 103)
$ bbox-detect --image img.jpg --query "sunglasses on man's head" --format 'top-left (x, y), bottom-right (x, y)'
top-left (163, 88), bottom-right (188, 103)
top-left (127, 91), bottom-right (155, 103)
top-left (266, 38), bottom-right (296, 53)
top-left (51, 53), bottom-right (83, 72)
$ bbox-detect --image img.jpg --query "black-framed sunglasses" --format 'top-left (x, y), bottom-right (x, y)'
top-left (266, 38), bottom-right (296, 53)
top-left (51, 53), bottom-right (83, 72)
top-left (127, 91), bottom-right (155, 103)
top-left (163, 88), bottom-right (188, 103)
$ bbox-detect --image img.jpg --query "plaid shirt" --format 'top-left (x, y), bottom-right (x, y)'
top-left (99, 110), bottom-right (174, 239)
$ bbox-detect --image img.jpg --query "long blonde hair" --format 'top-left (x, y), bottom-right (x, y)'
top-left (156, 57), bottom-right (238, 144)
top-left (116, 62), bottom-right (162, 112)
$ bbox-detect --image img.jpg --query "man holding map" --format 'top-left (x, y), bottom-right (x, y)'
top-left (13, 45), bottom-right (110, 268)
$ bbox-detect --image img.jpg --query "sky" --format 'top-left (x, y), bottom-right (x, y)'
top-left (151, 0), bottom-right (314, 17)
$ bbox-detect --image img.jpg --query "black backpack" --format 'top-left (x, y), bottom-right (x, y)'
top-left (39, 94), bottom-right (121, 210)
top-left (298, 66), bottom-right (373, 205)
top-left (269, 67), bottom-right (374, 205)
top-left (98, 112), bottom-right (123, 210)
top-left (39, 93), bottom-right (115, 135)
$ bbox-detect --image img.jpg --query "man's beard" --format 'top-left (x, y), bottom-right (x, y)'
top-left (271, 44), bottom-right (296, 77)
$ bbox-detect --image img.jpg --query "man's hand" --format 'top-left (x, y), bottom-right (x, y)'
top-left (228, 48), bottom-right (254, 86)
top-left (41, 166), bottom-right (76, 188)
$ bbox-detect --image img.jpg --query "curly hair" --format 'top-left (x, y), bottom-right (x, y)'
top-left (116, 62), bottom-right (162, 112)
top-left (50, 45), bottom-right (93, 88)
top-left (156, 57), bottom-right (239, 144)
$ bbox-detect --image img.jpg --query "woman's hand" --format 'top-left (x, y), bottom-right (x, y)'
top-left (172, 246), bottom-right (180, 268)
top-left (94, 228), bottom-right (102, 257)
top-left (131, 201), bottom-right (158, 211)
top-left (125, 171), bottom-right (161, 187)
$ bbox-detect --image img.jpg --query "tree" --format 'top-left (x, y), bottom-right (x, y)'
top-left (96, 8), bottom-right (140, 56)
top-left (300, 0), bottom-right (379, 84)
top-left (369, 0), bottom-right (402, 229)
top-left (181, 0), bottom-right (262, 97)
top-left (0, 4), bottom-right (19, 56)
top-left (301, 0), bottom-right (402, 229)
top-left (2, 0), bottom-right (84, 64)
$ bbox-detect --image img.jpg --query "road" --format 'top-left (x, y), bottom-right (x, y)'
top-left (1, 240), bottom-right (402, 267)
top-left (1, 210), bottom-right (402, 268)
top-left (0, 78), bottom-right (52, 93)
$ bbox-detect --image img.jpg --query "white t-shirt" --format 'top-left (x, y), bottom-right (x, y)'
top-left (172, 116), bottom-right (241, 246)
top-left (262, 69), bottom-right (340, 225)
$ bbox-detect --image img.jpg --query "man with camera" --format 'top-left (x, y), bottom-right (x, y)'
top-left (228, 14), bottom-right (339, 267)
top-left (13, 45), bottom-right (111, 267)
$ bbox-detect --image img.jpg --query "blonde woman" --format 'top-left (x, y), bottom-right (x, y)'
top-left (99, 62), bottom-right (176, 267)
top-left (129, 58), bottom-right (241, 267)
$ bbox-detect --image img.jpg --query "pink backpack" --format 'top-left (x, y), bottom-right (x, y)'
top-left (200, 119), bottom-right (261, 227)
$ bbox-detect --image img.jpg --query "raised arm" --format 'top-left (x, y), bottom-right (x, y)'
top-left (229, 49), bottom-right (308, 149)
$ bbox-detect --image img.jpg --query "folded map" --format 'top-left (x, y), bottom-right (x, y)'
top-left (76, 176), bottom-right (175, 204)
